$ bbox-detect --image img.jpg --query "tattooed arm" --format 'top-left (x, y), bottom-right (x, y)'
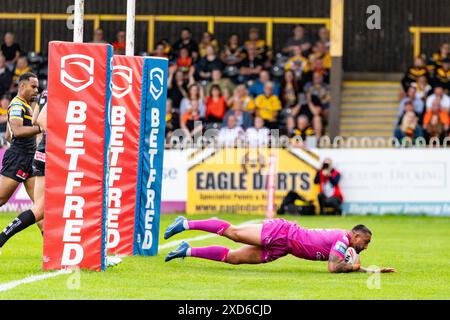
top-left (328, 253), bottom-right (360, 273)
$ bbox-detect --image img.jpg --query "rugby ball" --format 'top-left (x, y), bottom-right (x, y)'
top-left (344, 247), bottom-right (359, 265)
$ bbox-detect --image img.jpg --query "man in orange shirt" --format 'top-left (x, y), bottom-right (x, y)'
top-left (422, 99), bottom-right (450, 139)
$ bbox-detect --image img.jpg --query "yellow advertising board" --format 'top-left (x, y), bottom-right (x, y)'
top-left (187, 147), bottom-right (320, 215)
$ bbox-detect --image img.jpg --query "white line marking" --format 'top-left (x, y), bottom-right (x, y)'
top-left (0, 219), bottom-right (262, 293)
top-left (0, 269), bottom-right (71, 292)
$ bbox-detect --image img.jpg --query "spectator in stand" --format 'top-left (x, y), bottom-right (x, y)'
top-left (112, 30), bottom-right (126, 55)
top-left (172, 27), bottom-right (199, 61)
top-left (167, 69), bottom-right (188, 112)
top-left (206, 69), bottom-right (235, 100)
top-left (244, 27), bottom-right (268, 62)
top-left (427, 42), bottom-right (450, 76)
top-left (304, 72), bottom-right (331, 121)
top-left (254, 82), bottom-right (282, 129)
top-left (91, 28), bottom-right (106, 43)
top-left (279, 69), bottom-right (300, 118)
top-left (179, 83), bottom-right (206, 121)
top-left (222, 98), bottom-right (252, 130)
top-left (165, 98), bottom-right (180, 142)
top-left (298, 78), bottom-right (324, 140)
top-left (220, 33), bottom-right (245, 67)
top-left (317, 27), bottom-right (330, 50)
top-left (205, 84), bottom-right (227, 124)
top-left (10, 56), bottom-right (32, 94)
top-left (228, 84), bottom-right (255, 113)
top-left (248, 70), bottom-right (279, 98)
top-left (238, 42), bottom-right (263, 83)
top-left (426, 86), bottom-right (450, 112)
top-left (159, 38), bottom-right (173, 59)
top-left (284, 46), bottom-right (310, 82)
top-left (291, 115), bottom-right (315, 148)
top-left (424, 112), bottom-right (448, 143)
top-left (306, 58), bottom-right (330, 84)
top-left (217, 115), bottom-right (244, 147)
top-left (198, 32), bottom-right (219, 58)
top-left (151, 42), bottom-right (169, 59)
top-left (282, 25), bottom-right (312, 57)
top-left (1, 33), bottom-right (20, 71)
top-left (196, 45), bottom-right (223, 83)
top-left (176, 47), bottom-right (196, 82)
top-left (433, 57), bottom-right (450, 92)
top-left (402, 56), bottom-right (429, 92)
top-left (0, 94), bottom-right (10, 139)
top-left (282, 115), bottom-right (297, 139)
top-left (309, 41), bottom-right (331, 70)
top-left (181, 99), bottom-right (203, 139)
top-left (394, 110), bottom-right (424, 142)
top-left (411, 75), bottom-right (432, 101)
top-left (423, 99), bottom-right (449, 141)
top-left (294, 115), bottom-right (315, 144)
top-left (397, 86), bottom-right (425, 123)
top-left (0, 55), bottom-right (12, 98)
top-left (397, 100), bottom-right (421, 127)
top-left (246, 116), bottom-right (270, 147)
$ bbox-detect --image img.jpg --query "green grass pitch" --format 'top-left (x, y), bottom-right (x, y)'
top-left (0, 213), bottom-right (448, 299)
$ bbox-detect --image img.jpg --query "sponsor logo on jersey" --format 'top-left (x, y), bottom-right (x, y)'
top-left (334, 241), bottom-right (347, 255)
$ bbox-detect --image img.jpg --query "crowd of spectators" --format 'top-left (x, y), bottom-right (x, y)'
top-left (149, 25), bottom-right (332, 148)
top-left (0, 32), bottom-right (25, 144)
top-left (397, 42), bottom-right (450, 144)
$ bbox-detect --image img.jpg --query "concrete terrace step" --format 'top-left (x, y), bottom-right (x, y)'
top-left (341, 106), bottom-right (398, 111)
top-left (341, 118), bottom-right (396, 125)
top-left (341, 101), bottom-right (398, 106)
top-left (339, 81), bottom-right (400, 138)
top-left (341, 123), bottom-right (394, 130)
top-left (340, 130), bottom-right (394, 137)
top-left (342, 88), bottom-right (400, 93)
top-left (343, 81), bottom-right (400, 87)
top-left (342, 96), bottom-right (400, 102)
top-left (342, 91), bottom-right (400, 97)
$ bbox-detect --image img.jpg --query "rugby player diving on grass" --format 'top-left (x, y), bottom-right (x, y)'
top-left (164, 216), bottom-right (396, 273)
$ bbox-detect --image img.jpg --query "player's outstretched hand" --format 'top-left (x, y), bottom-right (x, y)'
top-left (379, 267), bottom-right (396, 273)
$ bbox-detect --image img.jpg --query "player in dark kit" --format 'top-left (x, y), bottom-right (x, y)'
top-left (0, 72), bottom-right (41, 249)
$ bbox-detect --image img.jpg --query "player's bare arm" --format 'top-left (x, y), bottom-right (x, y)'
top-left (328, 253), bottom-right (359, 273)
top-left (5, 122), bottom-right (11, 143)
top-left (36, 103), bottom-right (47, 131)
top-left (359, 266), bottom-right (396, 273)
top-left (9, 117), bottom-right (41, 138)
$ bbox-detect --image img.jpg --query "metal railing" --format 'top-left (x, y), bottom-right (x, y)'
top-left (409, 26), bottom-right (450, 58)
top-left (0, 13), bottom-right (330, 53)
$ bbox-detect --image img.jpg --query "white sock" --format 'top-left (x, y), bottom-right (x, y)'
top-left (186, 248), bottom-right (191, 256)
top-left (183, 219), bottom-right (189, 230)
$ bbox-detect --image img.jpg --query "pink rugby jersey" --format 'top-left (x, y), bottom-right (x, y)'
top-left (286, 224), bottom-right (351, 261)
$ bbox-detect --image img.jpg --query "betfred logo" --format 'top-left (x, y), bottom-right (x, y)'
top-left (60, 54), bottom-right (94, 92)
top-left (112, 65), bottom-right (133, 98)
top-left (149, 67), bottom-right (164, 101)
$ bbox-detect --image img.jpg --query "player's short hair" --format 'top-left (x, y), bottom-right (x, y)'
top-left (19, 72), bottom-right (38, 83)
top-left (352, 224), bottom-right (372, 235)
